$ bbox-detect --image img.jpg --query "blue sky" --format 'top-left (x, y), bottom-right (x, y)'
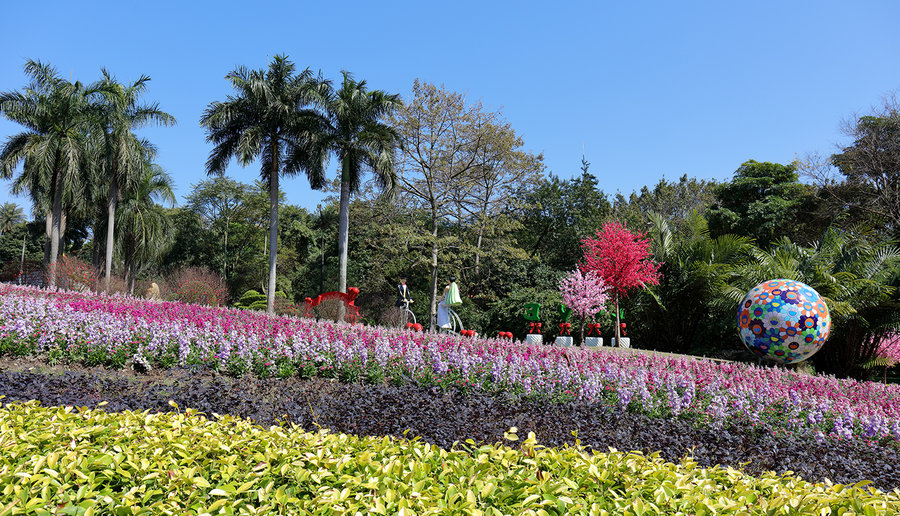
top-left (2, 1), bottom-right (899, 216)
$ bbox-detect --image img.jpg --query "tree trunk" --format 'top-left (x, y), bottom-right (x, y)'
top-left (614, 294), bottom-right (621, 345)
top-left (48, 171), bottom-right (64, 288)
top-left (91, 219), bottom-right (102, 270)
top-left (266, 158), bottom-right (279, 314)
top-left (223, 216), bottom-right (228, 283)
top-left (43, 213), bottom-right (51, 270)
top-left (428, 213), bottom-right (439, 331)
top-left (337, 159), bottom-right (352, 294)
top-left (104, 179), bottom-right (118, 292)
top-left (474, 226), bottom-right (483, 276)
top-left (474, 201), bottom-right (488, 276)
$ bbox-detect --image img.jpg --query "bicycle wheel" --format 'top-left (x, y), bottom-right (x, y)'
top-left (400, 308), bottom-right (416, 328)
top-left (439, 308), bottom-right (463, 334)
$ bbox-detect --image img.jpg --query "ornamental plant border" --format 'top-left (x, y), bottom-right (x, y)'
top-left (1, 284), bottom-right (898, 448)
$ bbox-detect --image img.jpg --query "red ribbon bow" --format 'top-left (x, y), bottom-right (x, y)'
top-left (558, 323), bottom-right (572, 335)
top-left (498, 331), bottom-right (513, 339)
top-left (528, 322), bottom-right (542, 334)
top-left (587, 323), bottom-right (602, 336)
top-left (619, 323), bottom-right (627, 337)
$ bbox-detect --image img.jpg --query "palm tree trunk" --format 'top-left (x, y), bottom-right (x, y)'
top-left (48, 171), bottom-right (64, 288)
top-left (266, 156), bottom-right (279, 314)
top-left (43, 213), bottom-right (52, 269)
top-left (337, 159), bottom-right (351, 294)
top-left (104, 180), bottom-right (118, 292)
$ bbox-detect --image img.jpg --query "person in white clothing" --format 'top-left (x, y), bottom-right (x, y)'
top-left (436, 276), bottom-right (462, 329)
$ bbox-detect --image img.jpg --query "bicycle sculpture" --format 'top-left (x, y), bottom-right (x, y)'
top-left (394, 274), bottom-right (417, 329)
top-left (439, 306), bottom-right (464, 334)
top-left (396, 300), bottom-right (417, 329)
top-left (436, 276), bottom-right (464, 334)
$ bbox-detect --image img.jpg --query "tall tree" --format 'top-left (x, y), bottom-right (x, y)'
top-left (830, 98), bottom-right (900, 238)
top-left (630, 211), bottom-right (752, 354)
top-left (186, 177), bottom-right (252, 284)
top-left (95, 70), bottom-right (175, 292)
top-left (707, 160), bottom-right (819, 247)
top-left (395, 81), bottom-right (526, 329)
top-left (201, 55), bottom-right (326, 313)
top-left (0, 202), bottom-right (25, 236)
top-left (0, 60), bottom-right (100, 286)
top-left (117, 158), bottom-right (175, 293)
top-left (316, 71), bottom-right (402, 295)
top-left (520, 169), bottom-right (611, 272)
top-left (612, 174), bottom-right (718, 231)
top-left (451, 110), bottom-right (543, 285)
top-left (581, 221), bottom-right (661, 343)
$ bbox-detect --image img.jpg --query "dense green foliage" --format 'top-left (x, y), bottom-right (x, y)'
top-left (2, 400), bottom-right (898, 514)
top-left (2, 58), bottom-right (899, 379)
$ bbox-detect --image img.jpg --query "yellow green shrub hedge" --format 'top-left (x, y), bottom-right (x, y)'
top-left (1, 400), bottom-right (898, 515)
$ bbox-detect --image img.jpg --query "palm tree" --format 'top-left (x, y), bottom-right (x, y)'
top-left (640, 211), bottom-right (752, 353)
top-left (95, 70), bottom-right (175, 292)
top-left (721, 227), bottom-right (900, 378)
top-left (0, 60), bottom-right (99, 286)
top-left (117, 156), bottom-right (176, 294)
top-left (314, 71), bottom-right (402, 293)
top-left (0, 202), bottom-right (25, 236)
top-left (201, 55), bottom-right (327, 313)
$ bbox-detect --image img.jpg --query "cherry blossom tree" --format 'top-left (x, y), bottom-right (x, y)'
top-left (581, 221), bottom-right (662, 343)
top-left (559, 268), bottom-right (610, 343)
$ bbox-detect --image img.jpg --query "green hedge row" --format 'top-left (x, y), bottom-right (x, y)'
top-left (1, 399), bottom-right (898, 515)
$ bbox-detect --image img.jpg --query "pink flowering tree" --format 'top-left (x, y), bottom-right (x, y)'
top-left (878, 334), bottom-right (900, 362)
top-left (580, 221), bottom-right (662, 343)
top-left (872, 333), bottom-right (900, 382)
top-left (559, 269), bottom-right (610, 343)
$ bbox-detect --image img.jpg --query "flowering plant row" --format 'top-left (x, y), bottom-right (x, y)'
top-left (1, 284), bottom-right (898, 447)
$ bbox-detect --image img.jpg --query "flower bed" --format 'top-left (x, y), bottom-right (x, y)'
top-left (3, 365), bottom-right (899, 490)
top-left (1, 284), bottom-right (899, 447)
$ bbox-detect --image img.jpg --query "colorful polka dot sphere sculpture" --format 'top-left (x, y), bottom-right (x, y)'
top-left (736, 279), bottom-right (831, 364)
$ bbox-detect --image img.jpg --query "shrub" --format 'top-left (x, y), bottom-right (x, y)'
top-left (1, 400), bottom-right (898, 514)
top-left (54, 255), bottom-right (97, 292)
top-left (236, 290), bottom-right (299, 316)
top-left (166, 267), bottom-right (228, 306)
top-left (0, 259), bottom-right (42, 284)
top-left (235, 289), bottom-right (266, 309)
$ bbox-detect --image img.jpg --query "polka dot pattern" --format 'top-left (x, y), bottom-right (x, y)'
top-left (736, 279), bottom-right (831, 364)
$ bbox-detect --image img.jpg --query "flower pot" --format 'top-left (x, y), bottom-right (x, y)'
top-left (525, 334), bottom-right (543, 346)
top-left (555, 336), bottom-right (573, 347)
top-left (584, 336), bottom-right (603, 347)
top-left (614, 337), bottom-right (631, 348)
